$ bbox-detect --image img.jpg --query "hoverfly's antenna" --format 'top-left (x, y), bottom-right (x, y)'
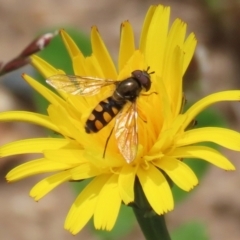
top-left (146, 66), bottom-right (155, 75)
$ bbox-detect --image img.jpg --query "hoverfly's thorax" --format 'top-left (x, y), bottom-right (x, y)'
top-left (114, 79), bottom-right (141, 101)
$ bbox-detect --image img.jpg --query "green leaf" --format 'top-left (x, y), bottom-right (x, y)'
top-left (171, 221), bottom-right (209, 240)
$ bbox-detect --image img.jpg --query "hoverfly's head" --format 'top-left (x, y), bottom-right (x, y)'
top-left (131, 67), bottom-right (155, 91)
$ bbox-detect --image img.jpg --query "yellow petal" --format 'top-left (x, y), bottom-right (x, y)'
top-left (183, 90), bottom-right (240, 130)
top-left (44, 149), bottom-right (102, 180)
top-left (139, 5), bottom-right (157, 53)
top-left (118, 50), bottom-right (145, 80)
top-left (94, 174), bottom-right (121, 230)
top-left (44, 149), bottom-right (84, 164)
top-left (162, 46), bottom-right (184, 117)
top-left (169, 146), bottom-right (235, 170)
top-left (30, 171), bottom-right (71, 201)
top-left (65, 94), bottom-right (91, 117)
top-left (137, 164), bottom-right (173, 214)
top-left (154, 157), bottom-right (198, 191)
top-left (60, 29), bottom-right (87, 75)
top-left (65, 174), bottom-right (110, 235)
top-left (138, 96), bottom-right (162, 149)
top-left (162, 19), bottom-right (186, 81)
top-left (6, 158), bottom-right (71, 182)
top-left (161, 19), bottom-right (186, 116)
top-left (182, 32), bottom-right (197, 75)
top-left (147, 129), bottom-right (172, 157)
top-left (148, 115), bottom-right (187, 156)
top-left (165, 19), bottom-right (186, 54)
top-left (0, 138), bottom-right (71, 157)
top-left (47, 104), bottom-right (89, 145)
top-left (91, 26), bottom-right (117, 79)
top-left (70, 164), bottom-right (101, 180)
top-left (60, 29), bottom-right (82, 58)
top-left (0, 111), bottom-right (59, 132)
top-left (118, 164), bottom-right (137, 204)
top-left (149, 73), bottom-right (172, 132)
top-left (118, 21), bottom-right (135, 71)
top-left (83, 145), bottom-right (122, 168)
top-left (145, 6), bottom-right (170, 74)
top-left (176, 127), bottom-right (240, 151)
top-left (31, 55), bottom-right (65, 78)
top-left (22, 74), bottom-right (67, 107)
top-left (84, 54), bottom-right (104, 78)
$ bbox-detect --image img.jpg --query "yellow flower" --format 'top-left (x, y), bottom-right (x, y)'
top-left (1, 5), bottom-right (240, 235)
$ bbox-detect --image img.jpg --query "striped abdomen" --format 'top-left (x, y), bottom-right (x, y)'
top-left (85, 96), bottom-right (126, 133)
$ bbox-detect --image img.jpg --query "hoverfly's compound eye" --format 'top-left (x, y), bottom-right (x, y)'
top-left (131, 69), bottom-right (153, 91)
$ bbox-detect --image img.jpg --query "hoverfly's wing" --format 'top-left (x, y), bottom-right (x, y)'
top-left (46, 74), bottom-right (118, 96)
top-left (115, 102), bottom-right (138, 163)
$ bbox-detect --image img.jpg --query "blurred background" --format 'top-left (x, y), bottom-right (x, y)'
top-left (1, 0), bottom-right (240, 239)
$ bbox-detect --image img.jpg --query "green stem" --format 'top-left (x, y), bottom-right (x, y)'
top-left (132, 178), bottom-right (171, 240)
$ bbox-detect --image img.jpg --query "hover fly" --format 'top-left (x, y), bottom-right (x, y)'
top-left (46, 67), bottom-right (154, 163)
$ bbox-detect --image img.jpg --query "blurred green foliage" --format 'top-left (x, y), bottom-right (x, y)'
top-left (171, 221), bottom-right (209, 240)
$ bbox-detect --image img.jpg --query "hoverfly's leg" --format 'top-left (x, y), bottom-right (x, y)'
top-left (186, 119), bottom-right (197, 130)
top-left (141, 91), bottom-right (158, 96)
top-left (137, 106), bottom-right (147, 123)
top-left (103, 126), bottom-right (114, 159)
top-left (137, 92), bottom-right (157, 123)
top-left (180, 93), bottom-right (187, 113)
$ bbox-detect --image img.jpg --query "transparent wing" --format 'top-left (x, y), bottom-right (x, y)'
top-left (115, 102), bottom-right (138, 163)
top-left (46, 74), bottom-right (118, 96)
